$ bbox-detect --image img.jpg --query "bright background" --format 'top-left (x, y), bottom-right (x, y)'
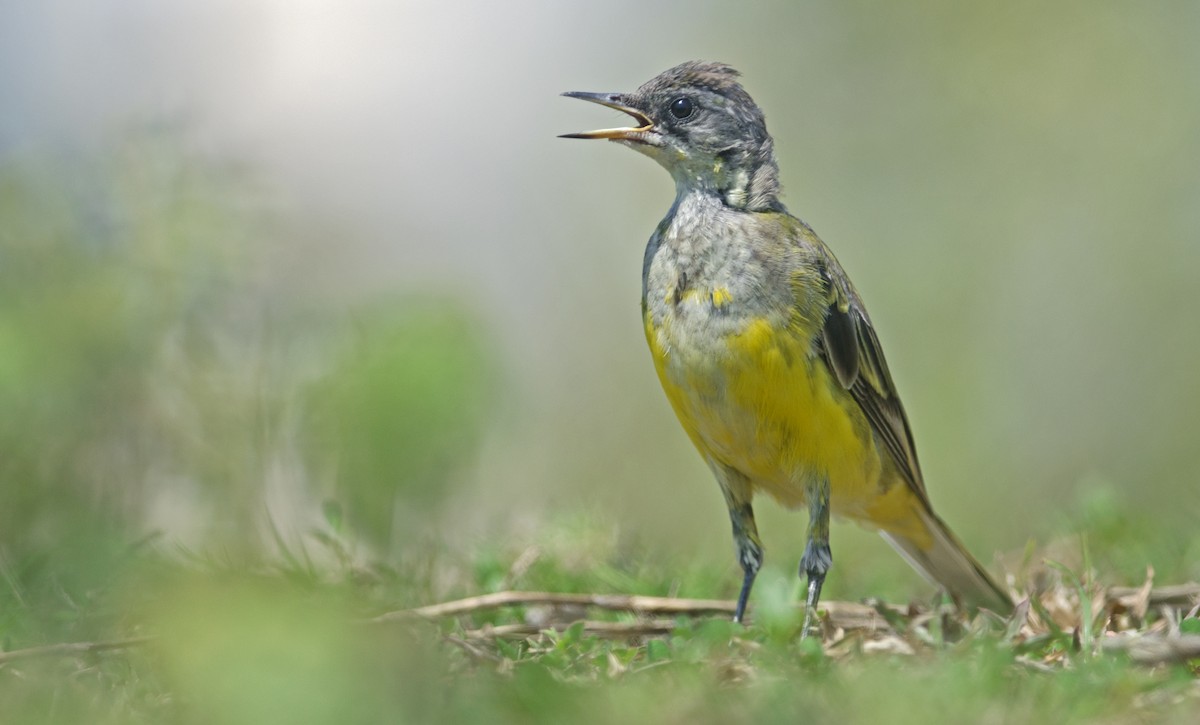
top-left (3, 0), bottom-right (1199, 618)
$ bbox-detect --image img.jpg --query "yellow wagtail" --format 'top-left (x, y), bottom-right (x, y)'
top-left (562, 61), bottom-right (1013, 626)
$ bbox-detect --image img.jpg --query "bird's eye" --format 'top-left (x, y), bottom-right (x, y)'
top-left (669, 97), bottom-right (694, 120)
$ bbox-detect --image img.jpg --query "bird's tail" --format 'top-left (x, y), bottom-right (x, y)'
top-left (879, 507), bottom-right (1013, 615)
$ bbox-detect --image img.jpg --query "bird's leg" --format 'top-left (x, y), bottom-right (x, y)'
top-left (724, 498), bottom-right (763, 625)
top-left (799, 479), bottom-right (832, 637)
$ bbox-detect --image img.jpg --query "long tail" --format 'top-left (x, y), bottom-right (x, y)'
top-left (879, 507), bottom-right (1013, 615)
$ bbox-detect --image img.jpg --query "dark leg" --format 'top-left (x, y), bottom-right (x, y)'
top-left (726, 499), bottom-right (763, 624)
top-left (734, 557), bottom-right (758, 625)
top-left (799, 479), bottom-right (832, 637)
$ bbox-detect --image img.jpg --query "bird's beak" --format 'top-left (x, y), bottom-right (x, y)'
top-left (559, 91), bottom-right (654, 141)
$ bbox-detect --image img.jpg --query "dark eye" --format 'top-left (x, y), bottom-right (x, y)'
top-left (669, 97), bottom-right (694, 120)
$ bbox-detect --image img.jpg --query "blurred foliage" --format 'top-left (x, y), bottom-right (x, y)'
top-left (0, 140), bottom-right (268, 631)
top-left (0, 134), bottom-right (496, 645)
top-left (145, 574), bottom-right (434, 725)
top-left (303, 302), bottom-right (493, 555)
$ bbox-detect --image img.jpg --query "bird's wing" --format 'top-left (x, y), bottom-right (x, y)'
top-left (810, 245), bottom-right (931, 506)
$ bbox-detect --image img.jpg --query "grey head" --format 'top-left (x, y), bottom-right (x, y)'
top-left (562, 61), bottom-right (782, 212)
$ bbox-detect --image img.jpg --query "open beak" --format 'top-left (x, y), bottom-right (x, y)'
top-left (559, 91), bottom-right (654, 142)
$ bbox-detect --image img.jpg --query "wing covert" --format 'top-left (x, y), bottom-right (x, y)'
top-left (813, 253), bottom-right (930, 505)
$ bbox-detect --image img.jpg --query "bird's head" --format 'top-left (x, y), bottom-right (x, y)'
top-left (562, 61), bottom-right (781, 211)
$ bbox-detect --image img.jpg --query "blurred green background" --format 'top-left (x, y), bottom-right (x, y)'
top-left (2, 0), bottom-right (1199, 721)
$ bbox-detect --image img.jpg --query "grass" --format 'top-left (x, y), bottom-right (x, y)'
top-left (0, 515), bottom-right (1196, 725)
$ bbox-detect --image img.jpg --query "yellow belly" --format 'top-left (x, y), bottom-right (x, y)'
top-left (646, 312), bottom-right (926, 537)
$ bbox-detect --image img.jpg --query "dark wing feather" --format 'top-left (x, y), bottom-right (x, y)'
top-left (815, 254), bottom-right (930, 506)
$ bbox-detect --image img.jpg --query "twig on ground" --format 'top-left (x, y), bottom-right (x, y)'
top-left (444, 634), bottom-right (504, 662)
top-left (1107, 584), bottom-right (1200, 609)
top-left (1100, 634), bottom-right (1200, 665)
top-left (372, 591), bottom-right (736, 623)
top-left (1014, 655), bottom-right (1057, 673)
top-left (0, 637), bottom-right (154, 665)
top-left (379, 591), bottom-right (907, 641)
top-left (463, 619), bottom-right (680, 640)
top-left (376, 590), bottom-right (904, 634)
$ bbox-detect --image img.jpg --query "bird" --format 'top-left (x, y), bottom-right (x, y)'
top-left (560, 61), bottom-right (1013, 628)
